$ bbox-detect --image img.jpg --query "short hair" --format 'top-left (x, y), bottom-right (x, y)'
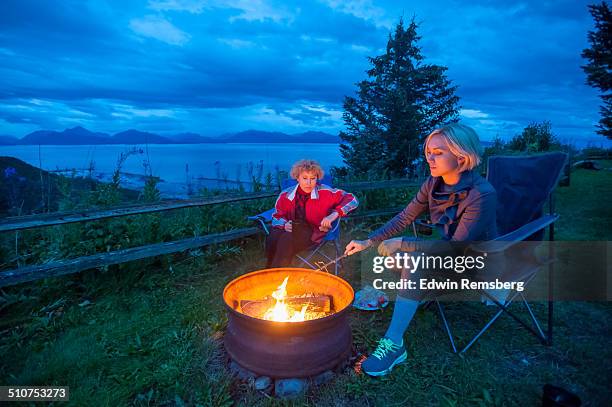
top-left (424, 123), bottom-right (483, 171)
top-left (290, 159), bottom-right (324, 180)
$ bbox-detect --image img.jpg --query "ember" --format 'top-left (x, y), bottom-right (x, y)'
top-left (264, 276), bottom-right (305, 321)
top-left (240, 276), bottom-right (334, 322)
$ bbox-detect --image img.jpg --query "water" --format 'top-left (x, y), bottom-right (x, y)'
top-left (0, 143), bottom-right (344, 197)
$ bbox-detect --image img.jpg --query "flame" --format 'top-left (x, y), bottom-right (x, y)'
top-left (263, 276), bottom-right (308, 322)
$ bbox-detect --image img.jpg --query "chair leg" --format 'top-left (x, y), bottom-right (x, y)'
top-left (460, 306), bottom-right (506, 353)
top-left (435, 300), bottom-right (458, 354)
top-left (519, 293), bottom-right (546, 340)
top-left (333, 238), bottom-right (343, 275)
top-left (459, 288), bottom-right (524, 353)
top-left (296, 254), bottom-right (318, 270)
top-left (547, 244), bottom-right (554, 346)
top-left (480, 289), bottom-right (547, 344)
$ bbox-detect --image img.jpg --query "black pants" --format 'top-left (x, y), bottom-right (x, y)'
top-left (265, 228), bottom-right (315, 268)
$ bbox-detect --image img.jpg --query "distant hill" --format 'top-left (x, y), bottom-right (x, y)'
top-left (294, 131), bottom-right (341, 143)
top-left (224, 130), bottom-right (340, 143)
top-left (112, 129), bottom-right (172, 144)
top-left (12, 127), bottom-right (340, 145)
top-left (0, 156), bottom-right (139, 216)
top-left (20, 126), bottom-right (110, 145)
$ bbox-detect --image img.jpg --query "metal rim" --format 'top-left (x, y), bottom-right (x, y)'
top-left (222, 267), bottom-right (354, 325)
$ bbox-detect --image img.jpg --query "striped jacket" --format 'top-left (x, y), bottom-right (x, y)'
top-left (272, 183), bottom-right (359, 243)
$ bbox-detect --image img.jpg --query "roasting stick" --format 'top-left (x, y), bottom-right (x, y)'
top-left (316, 254), bottom-right (348, 272)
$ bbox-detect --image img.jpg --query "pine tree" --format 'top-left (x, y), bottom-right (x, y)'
top-left (507, 121), bottom-right (559, 152)
top-left (339, 18), bottom-right (460, 177)
top-left (581, 2), bottom-right (612, 140)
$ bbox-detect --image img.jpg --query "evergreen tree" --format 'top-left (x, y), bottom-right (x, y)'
top-left (339, 18), bottom-right (460, 177)
top-left (581, 2), bottom-right (612, 139)
top-left (507, 121), bottom-right (560, 152)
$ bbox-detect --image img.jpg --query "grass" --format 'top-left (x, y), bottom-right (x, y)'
top-left (0, 165), bottom-right (611, 406)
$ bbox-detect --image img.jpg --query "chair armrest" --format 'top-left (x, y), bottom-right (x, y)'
top-left (470, 214), bottom-right (559, 253)
top-left (322, 217), bottom-right (341, 241)
top-left (247, 208), bottom-right (275, 222)
top-left (247, 208), bottom-right (276, 235)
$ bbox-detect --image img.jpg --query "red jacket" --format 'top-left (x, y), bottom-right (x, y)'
top-left (272, 183), bottom-right (359, 243)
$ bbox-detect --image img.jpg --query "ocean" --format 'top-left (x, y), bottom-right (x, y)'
top-left (0, 143), bottom-right (344, 198)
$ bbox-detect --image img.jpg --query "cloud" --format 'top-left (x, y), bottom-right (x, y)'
top-left (460, 109), bottom-right (489, 119)
top-left (148, 0), bottom-right (294, 23)
top-left (218, 38), bottom-right (257, 49)
top-left (148, 0), bottom-right (208, 14)
top-left (320, 0), bottom-right (393, 28)
top-left (0, 0), bottom-right (607, 146)
top-left (129, 15), bottom-right (191, 46)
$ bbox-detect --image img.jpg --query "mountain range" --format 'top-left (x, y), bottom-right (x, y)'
top-left (0, 127), bottom-right (341, 145)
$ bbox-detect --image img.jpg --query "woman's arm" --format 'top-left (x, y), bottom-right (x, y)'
top-left (367, 178), bottom-right (431, 243)
top-left (329, 188), bottom-right (359, 217)
top-left (271, 192), bottom-right (291, 230)
top-left (318, 186), bottom-right (359, 231)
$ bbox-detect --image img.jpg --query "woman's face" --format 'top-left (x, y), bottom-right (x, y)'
top-left (297, 170), bottom-right (318, 193)
top-left (425, 134), bottom-right (462, 179)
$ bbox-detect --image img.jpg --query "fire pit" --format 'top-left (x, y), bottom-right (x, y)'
top-left (223, 267), bottom-right (354, 378)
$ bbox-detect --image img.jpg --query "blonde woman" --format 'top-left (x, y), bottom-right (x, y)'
top-left (345, 123), bottom-right (497, 376)
top-left (266, 159), bottom-right (358, 268)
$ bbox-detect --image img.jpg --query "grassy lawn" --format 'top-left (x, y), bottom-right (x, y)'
top-left (0, 165), bottom-right (610, 406)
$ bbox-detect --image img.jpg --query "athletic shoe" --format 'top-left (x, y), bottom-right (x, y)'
top-left (361, 337), bottom-right (407, 376)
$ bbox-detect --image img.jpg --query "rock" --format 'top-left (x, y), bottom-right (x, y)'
top-left (312, 370), bottom-right (335, 386)
top-left (254, 376), bottom-right (272, 392)
top-left (229, 361), bottom-right (256, 381)
top-left (274, 378), bottom-right (308, 399)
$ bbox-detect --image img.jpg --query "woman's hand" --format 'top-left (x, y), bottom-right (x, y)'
top-left (344, 239), bottom-right (372, 256)
top-left (284, 220), bottom-right (293, 232)
top-left (377, 237), bottom-right (403, 256)
top-left (319, 212), bottom-right (339, 232)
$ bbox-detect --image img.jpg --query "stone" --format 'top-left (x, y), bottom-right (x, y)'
top-left (254, 376), bottom-right (272, 392)
top-left (229, 360), bottom-right (256, 381)
top-left (274, 378), bottom-right (308, 399)
top-left (312, 370), bottom-right (335, 386)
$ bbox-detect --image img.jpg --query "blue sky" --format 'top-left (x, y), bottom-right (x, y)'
top-left (0, 0), bottom-right (607, 145)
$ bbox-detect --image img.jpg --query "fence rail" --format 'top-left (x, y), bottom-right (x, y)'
top-left (0, 227), bottom-right (261, 287)
top-left (0, 178), bottom-right (420, 233)
top-left (0, 179), bottom-right (419, 287)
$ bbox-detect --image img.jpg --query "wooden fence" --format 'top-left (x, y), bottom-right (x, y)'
top-left (0, 179), bottom-right (419, 287)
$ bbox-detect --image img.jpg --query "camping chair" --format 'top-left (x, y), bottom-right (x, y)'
top-left (248, 175), bottom-right (344, 275)
top-left (415, 152), bottom-right (568, 353)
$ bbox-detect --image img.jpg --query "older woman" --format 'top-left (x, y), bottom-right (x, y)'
top-left (266, 159), bottom-right (358, 268)
top-left (345, 123), bottom-right (497, 376)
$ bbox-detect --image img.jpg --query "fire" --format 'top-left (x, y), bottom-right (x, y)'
top-left (263, 276), bottom-right (308, 322)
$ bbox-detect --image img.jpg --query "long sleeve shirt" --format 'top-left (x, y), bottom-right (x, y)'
top-left (368, 170), bottom-right (497, 253)
top-left (272, 183), bottom-right (359, 243)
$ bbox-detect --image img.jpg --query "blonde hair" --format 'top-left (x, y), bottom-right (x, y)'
top-left (290, 159), bottom-right (324, 180)
top-left (424, 123), bottom-right (483, 171)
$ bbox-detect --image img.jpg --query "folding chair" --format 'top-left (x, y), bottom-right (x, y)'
top-left (416, 152), bottom-right (568, 353)
top-left (248, 175), bottom-right (344, 275)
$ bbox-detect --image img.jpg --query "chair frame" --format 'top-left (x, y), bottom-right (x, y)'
top-left (414, 156), bottom-right (564, 353)
top-left (248, 205), bottom-right (344, 275)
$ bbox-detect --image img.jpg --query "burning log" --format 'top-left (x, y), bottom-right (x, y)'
top-left (224, 268), bottom-right (355, 377)
top-left (239, 293), bottom-right (333, 318)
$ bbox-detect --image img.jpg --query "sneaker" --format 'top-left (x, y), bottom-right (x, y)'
top-left (361, 337), bottom-right (407, 376)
